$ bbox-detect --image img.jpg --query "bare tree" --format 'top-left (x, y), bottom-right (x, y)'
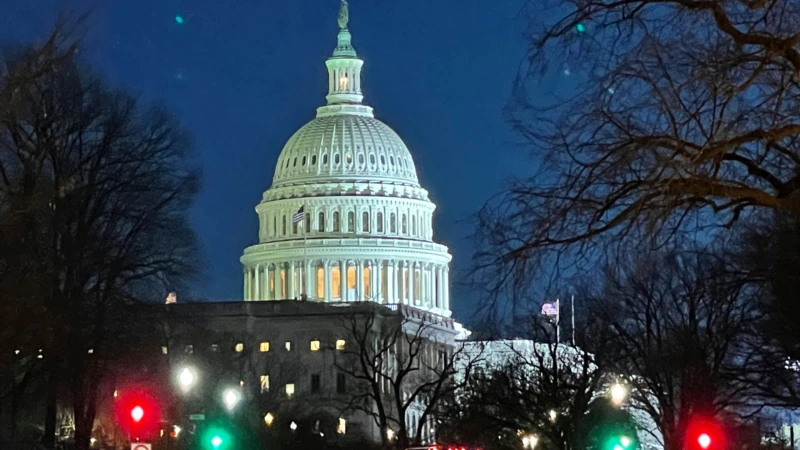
top-left (585, 249), bottom-right (754, 450)
top-left (334, 306), bottom-right (476, 449)
top-left (440, 322), bottom-right (606, 450)
top-left (0, 19), bottom-right (200, 449)
top-left (473, 0), bottom-right (800, 306)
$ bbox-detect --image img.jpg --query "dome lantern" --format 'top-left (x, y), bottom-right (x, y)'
top-left (324, 0), bottom-right (366, 108)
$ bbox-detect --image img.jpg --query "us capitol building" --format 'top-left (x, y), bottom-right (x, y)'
top-left (239, 5), bottom-right (452, 317)
top-left (154, 2), bottom-right (466, 446)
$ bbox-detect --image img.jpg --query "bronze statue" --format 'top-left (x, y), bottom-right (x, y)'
top-left (338, 0), bottom-right (349, 30)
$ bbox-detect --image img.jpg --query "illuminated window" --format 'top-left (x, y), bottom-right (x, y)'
top-left (347, 211), bottom-right (355, 232)
top-left (336, 339), bottom-right (346, 350)
top-left (339, 74), bottom-right (348, 90)
top-left (337, 417), bottom-right (346, 434)
top-left (260, 341), bottom-right (270, 352)
top-left (285, 383), bottom-right (295, 397)
top-left (235, 343), bottom-right (244, 352)
top-left (362, 211), bottom-right (369, 232)
top-left (363, 266), bottom-right (371, 297)
top-left (310, 340), bottom-right (321, 352)
top-left (285, 341), bottom-right (292, 351)
top-left (161, 346), bottom-right (168, 355)
top-left (345, 152), bottom-right (353, 165)
top-left (317, 266), bottom-right (325, 298)
top-left (333, 211), bottom-right (340, 232)
top-left (260, 375), bottom-right (270, 393)
top-left (377, 212), bottom-right (383, 233)
top-left (402, 214), bottom-right (408, 234)
top-left (347, 266), bottom-right (356, 290)
top-left (332, 266), bottom-right (341, 299)
top-left (390, 213), bottom-right (396, 233)
top-left (318, 212), bottom-right (325, 232)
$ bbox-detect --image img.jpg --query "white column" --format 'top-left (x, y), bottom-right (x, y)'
top-left (436, 266), bottom-right (444, 309)
top-left (288, 262), bottom-right (296, 299)
top-left (254, 264), bottom-right (261, 300)
top-left (324, 261), bottom-right (332, 301)
top-left (305, 260), bottom-right (313, 298)
top-left (243, 269), bottom-right (249, 300)
top-left (357, 260), bottom-right (364, 301)
top-left (274, 264), bottom-right (281, 299)
top-left (397, 262), bottom-right (404, 304)
top-left (442, 267), bottom-right (450, 311)
top-left (372, 259), bottom-right (380, 301)
top-left (409, 261), bottom-right (417, 305)
top-left (428, 265), bottom-right (435, 307)
top-left (387, 261), bottom-right (395, 303)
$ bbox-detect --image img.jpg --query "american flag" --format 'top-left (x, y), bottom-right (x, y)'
top-left (541, 301), bottom-right (559, 317)
top-left (292, 206), bottom-right (305, 224)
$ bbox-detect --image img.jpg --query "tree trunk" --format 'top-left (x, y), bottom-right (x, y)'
top-left (42, 359), bottom-right (58, 449)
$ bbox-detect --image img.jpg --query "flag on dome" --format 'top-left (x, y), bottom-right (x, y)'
top-left (292, 206), bottom-right (305, 224)
top-left (541, 301), bottom-right (559, 318)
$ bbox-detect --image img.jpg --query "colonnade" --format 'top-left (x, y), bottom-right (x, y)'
top-left (244, 259), bottom-right (450, 312)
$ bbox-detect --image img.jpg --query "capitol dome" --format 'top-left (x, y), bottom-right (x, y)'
top-left (241, 3), bottom-right (452, 316)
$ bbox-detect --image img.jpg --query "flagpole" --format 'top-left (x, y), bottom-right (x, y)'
top-left (303, 206), bottom-right (307, 299)
top-left (556, 298), bottom-right (561, 345)
top-left (571, 294), bottom-right (576, 346)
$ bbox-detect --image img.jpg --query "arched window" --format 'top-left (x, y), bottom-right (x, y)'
top-left (323, 154), bottom-right (328, 165)
top-left (318, 212), bottom-right (325, 232)
top-left (273, 216), bottom-right (277, 237)
top-left (293, 157), bottom-right (297, 167)
top-left (362, 211), bottom-right (370, 232)
top-left (380, 155), bottom-right (386, 165)
top-left (302, 156), bottom-right (307, 165)
top-left (331, 266), bottom-right (341, 299)
top-left (346, 152), bottom-right (353, 165)
top-left (311, 155), bottom-right (317, 165)
top-left (282, 215), bottom-right (287, 235)
top-left (347, 211), bottom-right (355, 232)
top-left (377, 212), bottom-right (384, 233)
top-left (369, 154), bottom-right (376, 165)
top-left (334, 154), bottom-right (340, 165)
top-left (333, 211), bottom-right (341, 232)
top-left (411, 215), bottom-right (417, 236)
top-left (402, 214), bottom-right (408, 234)
top-left (390, 213), bottom-right (396, 233)
top-left (292, 219), bottom-right (298, 234)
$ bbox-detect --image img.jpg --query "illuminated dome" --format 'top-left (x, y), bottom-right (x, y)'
top-left (241, 3), bottom-right (452, 316)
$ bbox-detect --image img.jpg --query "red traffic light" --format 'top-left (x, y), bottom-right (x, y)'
top-left (131, 405), bottom-right (144, 423)
top-left (697, 433), bottom-right (711, 449)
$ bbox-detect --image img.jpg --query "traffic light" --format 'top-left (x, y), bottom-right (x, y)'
top-left (686, 417), bottom-right (724, 450)
top-left (201, 426), bottom-right (231, 449)
top-left (113, 388), bottom-right (161, 439)
top-left (607, 434), bottom-right (633, 450)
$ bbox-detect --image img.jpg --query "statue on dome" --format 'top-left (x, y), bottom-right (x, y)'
top-left (338, 0), bottom-right (349, 30)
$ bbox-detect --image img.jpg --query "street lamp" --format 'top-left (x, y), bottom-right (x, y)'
top-left (178, 367), bottom-right (197, 393)
top-left (522, 434), bottom-right (538, 449)
top-left (222, 388), bottom-right (240, 411)
top-left (386, 428), bottom-right (395, 441)
top-left (610, 382), bottom-right (627, 406)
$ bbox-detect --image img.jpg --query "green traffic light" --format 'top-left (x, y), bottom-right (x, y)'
top-left (211, 436), bottom-right (223, 448)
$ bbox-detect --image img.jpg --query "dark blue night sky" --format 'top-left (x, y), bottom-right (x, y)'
top-left (2, 0), bottom-right (564, 323)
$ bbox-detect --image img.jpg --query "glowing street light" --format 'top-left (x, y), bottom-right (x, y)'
top-left (549, 409), bottom-right (558, 422)
top-left (178, 367), bottom-right (197, 392)
top-left (290, 421), bottom-right (298, 431)
top-left (222, 388), bottom-right (241, 411)
top-left (522, 434), bottom-right (538, 449)
top-left (264, 412), bottom-right (275, 426)
top-left (610, 382), bottom-right (627, 406)
top-left (386, 428), bottom-right (395, 441)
